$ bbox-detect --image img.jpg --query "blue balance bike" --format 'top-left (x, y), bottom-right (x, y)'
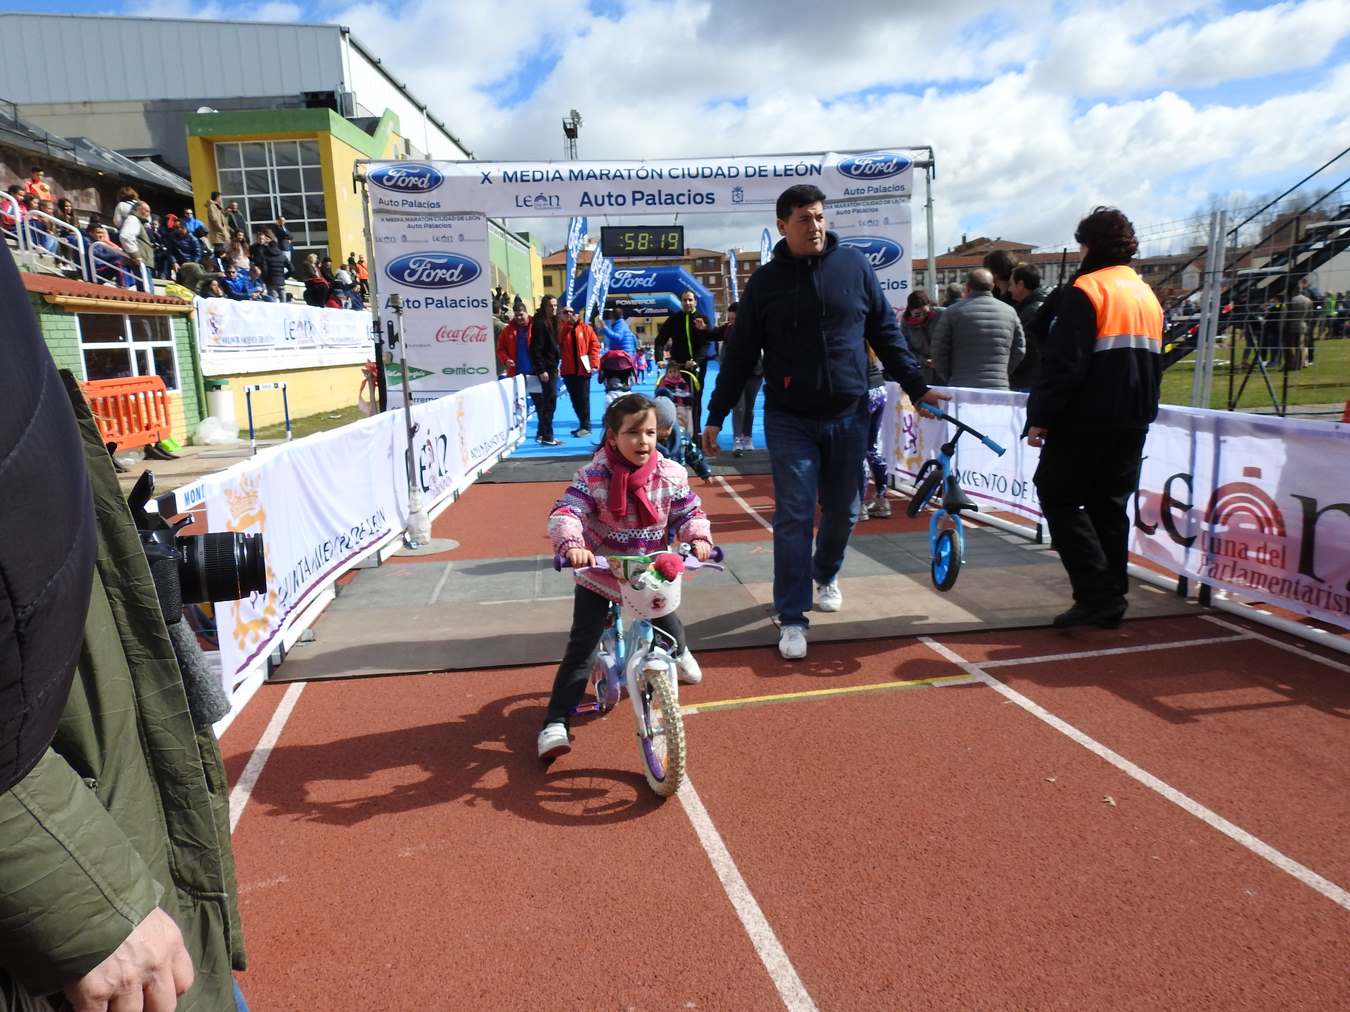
top-left (904, 411), bottom-right (1007, 591)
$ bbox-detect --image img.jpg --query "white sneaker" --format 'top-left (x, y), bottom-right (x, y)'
top-left (778, 625), bottom-right (808, 659)
top-left (675, 650), bottom-right (703, 685)
top-left (816, 580), bottom-right (843, 612)
top-left (537, 721), bottom-right (571, 760)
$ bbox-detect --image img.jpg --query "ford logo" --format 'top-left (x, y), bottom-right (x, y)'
top-left (839, 236), bottom-right (904, 270)
top-left (386, 252), bottom-right (481, 289)
top-left (837, 152), bottom-right (912, 180)
top-left (369, 162), bottom-right (444, 192)
top-left (610, 269), bottom-right (655, 289)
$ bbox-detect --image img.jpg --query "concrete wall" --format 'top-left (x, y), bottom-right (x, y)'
top-left (218, 363), bottom-right (366, 428)
top-left (19, 95), bottom-right (308, 177)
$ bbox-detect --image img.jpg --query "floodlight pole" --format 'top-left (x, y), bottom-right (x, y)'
top-left (562, 109), bottom-right (582, 160)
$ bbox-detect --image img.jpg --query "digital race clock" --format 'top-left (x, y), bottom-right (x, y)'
top-left (600, 225), bottom-right (685, 258)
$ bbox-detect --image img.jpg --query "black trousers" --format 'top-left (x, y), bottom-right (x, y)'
top-left (563, 374), bottom-right (592, 430)
top-left (531, 379), bottom-right (556, 441)
top-left (545, 585), bottom-right (686, 726)
top-left (1034, 427), bottom-right (1147, 613)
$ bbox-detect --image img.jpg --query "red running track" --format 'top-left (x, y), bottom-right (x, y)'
top-left (220, 477), bottom-right (1350, 1010)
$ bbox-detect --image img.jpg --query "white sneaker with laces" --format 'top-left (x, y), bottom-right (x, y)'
top-left (816, 580), bottom-right (843, 612)
top-left (537, 721), bottom-right (571, 760)
top-left (778, 625), bottom-right (808, 659)
top-left (675, 650), bottom-right (703, 685)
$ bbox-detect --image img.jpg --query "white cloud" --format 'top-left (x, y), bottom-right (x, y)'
top-left (120, 0), bottom-right (1350, 258)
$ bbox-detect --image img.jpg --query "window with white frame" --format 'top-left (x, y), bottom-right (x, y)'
top-left (78, 313), bottom-right (180, 391)
top-left (215, 139), bottom-right (328, 260)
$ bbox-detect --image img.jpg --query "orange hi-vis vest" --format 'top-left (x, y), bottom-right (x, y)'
top-left (1073, 265), bottom-right (1163, 354)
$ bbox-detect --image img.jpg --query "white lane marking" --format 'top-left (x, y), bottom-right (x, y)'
top-left (978, 634), bottom-right (1250, 668)
top-left (427, 562), bottom-right (454, 605)
top-left (715, 475), bottom-right (774, 532)
top-left (1201, 615), bottom-right (1350, 675)
top-left (920, 636), bottom-right (1350, 913)
top-left (678, 776), bottom-right (819, 1011)
top-left (229, 682), bottom-right (305, 834)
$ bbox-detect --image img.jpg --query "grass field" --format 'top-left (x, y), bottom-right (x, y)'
top-left (251, 405), bottom-right (366, 441)
top-left (1162, 334), bottom-right (1350, 413)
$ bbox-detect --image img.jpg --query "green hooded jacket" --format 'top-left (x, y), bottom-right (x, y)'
top-left (0, 376), bottom-right (245, 1010)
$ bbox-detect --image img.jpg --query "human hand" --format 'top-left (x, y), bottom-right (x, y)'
top-left (539, 372), bottom-right (550, 383)
top-left (693, 318), bottom-right (707, 330)
top-left (701, 426), bottom-right (721, 457)
top-left (691, 541), bottom-right (712, 561)
top-left (916, 389), bottom-right (951, 418)
top-left (64, 907), bottom-right (194, 1012)
top-left (565, 548), bottom-right (595, 569)
top-left (1026, 426), bottom-right (1048, 447)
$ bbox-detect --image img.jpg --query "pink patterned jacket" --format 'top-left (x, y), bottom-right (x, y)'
top-left (548, 449), bottom-right (713, 602)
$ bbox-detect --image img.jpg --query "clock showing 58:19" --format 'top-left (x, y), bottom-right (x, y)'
top-left (600, 225), bottom-right (685, 258)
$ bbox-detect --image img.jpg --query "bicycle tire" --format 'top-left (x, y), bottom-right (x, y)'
top-left (907, 467), bottom-right (943, 518)
top-left (636, 664), bottom-right (686, 798)
top-left (931, 529), bottom-right (960, 591)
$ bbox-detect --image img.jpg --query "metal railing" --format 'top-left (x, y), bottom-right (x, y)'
top-left (22, 204), bottom-right (85, 271)
top-left (85, 234), bottom-right (153, 293)
top-left (0, 191), bottom-right (23, 250)
top-left (2, 192), bottom-right (152, 292)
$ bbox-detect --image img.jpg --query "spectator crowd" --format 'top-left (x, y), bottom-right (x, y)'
top-left (2, 167), bottom-right (370, 311)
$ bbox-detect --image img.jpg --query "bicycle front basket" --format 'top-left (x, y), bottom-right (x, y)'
top-left (619, 568), bottom-right (682, 619)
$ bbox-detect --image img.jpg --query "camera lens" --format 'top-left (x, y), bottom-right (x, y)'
top-left (177, 533), bottom-right (266, 604)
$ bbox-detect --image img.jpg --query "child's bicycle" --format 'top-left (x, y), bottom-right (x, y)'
top-left (904, 410), bottom-right (1006, 591)
top-left (554, 544), bottom-right (723, 797)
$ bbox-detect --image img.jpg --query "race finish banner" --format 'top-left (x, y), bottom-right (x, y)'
top-left (365, 150), bottom-right (916, 400)
top-left (885, 386), bottom-right (1350, 629)
top-left (367, 151), bottom-right (913, 218)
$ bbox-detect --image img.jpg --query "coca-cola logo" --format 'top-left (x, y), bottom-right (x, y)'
top-left (435, 324), bottom-right (489, 343)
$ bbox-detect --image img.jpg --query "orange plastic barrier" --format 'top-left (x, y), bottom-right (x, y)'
top-left (81, 376), bottom-right (172, 451)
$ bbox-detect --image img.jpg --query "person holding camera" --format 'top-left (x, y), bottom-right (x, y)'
top-left (0, 243), bottom-right (246, 1011)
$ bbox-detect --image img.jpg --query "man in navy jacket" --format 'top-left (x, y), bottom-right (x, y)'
top-left (704, 184), bottom-right (948, 659)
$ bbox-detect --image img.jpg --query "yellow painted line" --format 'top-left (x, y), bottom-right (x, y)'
top-left (682, 673), bottom-right (977, 715)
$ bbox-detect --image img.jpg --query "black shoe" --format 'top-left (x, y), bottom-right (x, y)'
top-left (538, 437), bottom-right (561, 447)
top-left (572, 428), bottom-right (592, 437)
top-left (1053, 604), bottom-right (1125, 629)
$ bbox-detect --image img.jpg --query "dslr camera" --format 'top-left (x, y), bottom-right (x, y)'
top-left (128, 471), bottom-right (267, 622)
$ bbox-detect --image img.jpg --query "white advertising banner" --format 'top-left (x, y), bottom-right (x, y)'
top-left (832, 200), bottom-right (914, 313)
top-left (1131, 408), bottom-right (1350, 628)
top-left (366, 150), bottom-right (916, 218)
top-left (886, 387), bottom-right (1350, 628)
top-left (371, 211), bottom-right (496, 403)
top-left (196, 378), bottom-right (527, 689)
top-left (194, 297), bottom-right (371, 375)
top-left (886, 384), bottom-right (1042, 520)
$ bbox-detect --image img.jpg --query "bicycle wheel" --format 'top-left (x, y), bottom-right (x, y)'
top-left (635, 662), bottom-right (686, 798)
top-left (906, 464), bottom-right (943, 518)
top-left (931, 528), bottom-right (960, 591)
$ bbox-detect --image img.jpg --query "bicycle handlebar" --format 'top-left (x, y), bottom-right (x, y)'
top-left (553, 544), bottom-right (723, 571)
top-left (927, 410), bottom-right (1007, 458)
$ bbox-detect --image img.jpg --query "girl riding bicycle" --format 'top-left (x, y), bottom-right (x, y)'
top-left (541, 393), bottom-right (714, 760)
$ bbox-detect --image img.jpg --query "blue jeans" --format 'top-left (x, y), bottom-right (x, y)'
top-left (764, 402), bottom-right (868, 627)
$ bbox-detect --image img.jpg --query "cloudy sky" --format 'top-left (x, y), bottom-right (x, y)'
top-left (15, 0), bottom-right (1350, 257)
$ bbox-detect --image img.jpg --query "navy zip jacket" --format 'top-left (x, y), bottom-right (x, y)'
top-left (707, 232), bottom-right (928, 425)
